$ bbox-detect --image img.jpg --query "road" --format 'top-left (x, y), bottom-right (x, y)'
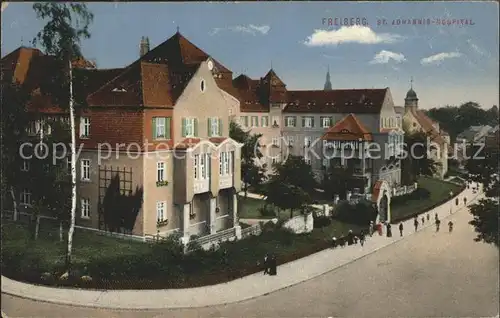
top-left (2, 207), bottom-right (499, 318)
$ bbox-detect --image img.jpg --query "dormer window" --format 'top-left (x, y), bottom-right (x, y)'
top-left (112, 87), bottom-right (127, 93)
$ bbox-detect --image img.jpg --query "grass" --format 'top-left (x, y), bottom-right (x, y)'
top-left (391, 176), bottom-right (463, 222)
top-left (238, 196), bottom-right (302, 220)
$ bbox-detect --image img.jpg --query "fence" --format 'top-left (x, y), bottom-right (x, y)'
top-left (392, 183), bottom-right (418, 197)
top-left (240, 223), bottom-right (262, 238)
top-left (190, 227), bottom-right (237, 250)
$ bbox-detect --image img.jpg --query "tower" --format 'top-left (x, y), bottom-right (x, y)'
top-left (140, 36), bottom-right (150, 57)
top-left (324, 66), bottom-right (332, 91)
top-left (404, 77), bottom-right (418, 110)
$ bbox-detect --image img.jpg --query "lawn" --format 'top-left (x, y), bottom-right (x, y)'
top-left (238, 196), bottom-right (302, 220)
top-left (390, 176), bottom-right (463, 222)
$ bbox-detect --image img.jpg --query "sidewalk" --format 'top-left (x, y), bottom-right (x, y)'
top-left (2, 183), bottom-right (483, 310)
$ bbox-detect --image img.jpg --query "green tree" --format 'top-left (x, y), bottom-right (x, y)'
top-left (465, 142), bottom-right (499, 246)
top-left (322, 165), bottom-right (356, 200)
top-left (264, 155), bottom-right (316, 218)
top-left (229, 121), bottom-right (267, 196)
top-left (32, 3), bottom-right (94, 267)
top-left (0, 82), bottom-right (31, 221)
top-left (401, 129), bottom-right (438, 183)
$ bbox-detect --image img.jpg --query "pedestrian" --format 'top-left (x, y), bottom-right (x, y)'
top-left (448, 221), bottom-right (454, 233)
top-left (427, 213), bottom-right (430, 222)
top-left (339, 237), bottom-right (346, 248)
top-left (332, 237), bottom-right (337, 248)
top-left (414, 216), bottom-right (419, 232)
top-left (399, 222), bottom-right (404, 236)
top-left (369, 221), bottom-right (374, 236)
top-left (463, 197), bottom-right (467, 205)
top-left (263, 254), bottom-right (269, 275)
top-left (359, 231), bottom-right (365, 246)
top-left (386, 223), bottom-right (392, 237)
top-left (347, 230), bottom-right (354, 245)
top-left (421, 216), bottom-right (425, 225)
top-left (435, 218), bottom-right (441, 232)
top-left (269, 254), bottom-right (277, 276)
top-left (435, 213), bottom-right (438, 221)
top-left (354, 236), bottom-right (359, 245)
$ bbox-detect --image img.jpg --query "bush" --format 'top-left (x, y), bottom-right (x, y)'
top-left (333, 200), bottom-right (376, 225)
top-left (258, 205), bottom-right (276, 217)
top-left (391, 188), bottom-right (431, 205)
top-left (313, 215), bottom-right (332, 228)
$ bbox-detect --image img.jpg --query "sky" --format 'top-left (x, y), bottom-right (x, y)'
top-left (1, 2), bottom-right (499, 109)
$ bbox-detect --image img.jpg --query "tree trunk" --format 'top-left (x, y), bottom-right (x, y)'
top-left (10, 186), bottom-right (18, 221)
top-left (34, 215), bottom-right (40, 240)
top-left (66, 60), bottom-right (77, 269)
top-left (59, 221), bottom-right (63, 242)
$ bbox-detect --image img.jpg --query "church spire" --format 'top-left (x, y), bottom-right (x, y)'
top-left (324, 65), bottom-right (332, 90)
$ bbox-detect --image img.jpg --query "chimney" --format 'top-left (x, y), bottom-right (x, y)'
top-left (140, 36), bottom-right (150, 57)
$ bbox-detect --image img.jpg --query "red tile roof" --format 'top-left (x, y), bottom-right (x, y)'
top-left (321, 113), bottom-right (373, 141)
top-left (285, 89), bottom-right (388, 113)
top-left (413, 109), bottom-right (447, 145)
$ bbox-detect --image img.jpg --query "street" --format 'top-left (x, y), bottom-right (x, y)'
top-left (2, 206), bottom-right (498, 317)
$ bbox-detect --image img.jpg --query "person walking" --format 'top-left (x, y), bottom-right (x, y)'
top-left (263, 254), bottom-right (269, 275)
top-left (448, 220), bottom-right (454, 233)
top-left (369, 221), bottom-right (374, 236)
top-left (359, 231), bottom-right (366, 246)
top-left (269, 254), bottom-right (277, 276)
top-left (421, 216), bottom-right (425, 225)
top-left (435, 218), bottom-right (441, 232)
top-left (414, 216), bottom-right (419, 232)
top-left (332, 237), bottom-right (337, 248)
top-left (386, 223), bottom-right (392, 237)
top-left (347, 230), bottom-right (354, 245)
top-left (463, 197), bottom-right (467, 205)
top-left (427, 213), bottom-right (430, 222)
top-left (399, 222), bottom-right (404, 236)
top-left (435, 213), bottom-right (439, 221)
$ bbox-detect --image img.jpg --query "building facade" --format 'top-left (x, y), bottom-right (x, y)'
top-left (2, 32), bottom-right (243, 243)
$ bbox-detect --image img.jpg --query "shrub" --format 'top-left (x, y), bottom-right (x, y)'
top-left (313, 215), bottom-right (332, 228)
top-left (333, 200), bottom-right (376, 225)
top-left (258, 205), bottom-right (276, 217)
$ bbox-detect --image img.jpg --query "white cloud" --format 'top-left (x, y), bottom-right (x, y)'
top-left (420, 52), bottom-right (462, 65)
top-left (304, 26), bottom-right (405, 46)
top-left (369, 50), bottom-right (406, 64)
top-left (209, 24), bottom-right (270, 36)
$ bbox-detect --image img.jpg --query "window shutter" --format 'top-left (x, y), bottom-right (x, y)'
top-left (194, 119), bottom-right (198, 137)
top-left (181, 118), bottom-right (187, 137)
top-left (311, 117), bottom-right (315, 127)
top-left (152, 118), bottom-right (157, 139)
top-left (293, 116), bottom-right (297, 127)
top-left (207, 118), bottom-right (212, 137)
top-left (219, 118), bottom-right (223, 135)
top-left (302, 117), bottom-right (305, 127)
top-left (166, 117), bottom-right (171, 139)
top-left (329, 117), bottom-right (334, 127)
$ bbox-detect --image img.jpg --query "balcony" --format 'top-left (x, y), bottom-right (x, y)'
top-left (219, 174), bottom-right (233, 189)
top-left (194, 178), bottom-right (210, 194)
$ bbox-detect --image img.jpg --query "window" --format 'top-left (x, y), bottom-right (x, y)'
top-left (304, 136), bottom-right (312, 147)
top-left (153, 117), bottom-right (171, 139)
top-left (200, 79), bottom-right (206, 92)
top-left (81, 198), bottom-right (90, 219)
top-left (321, 117), bottom-right (331, 128)
top-left (20, 189), bottom-right (31, 206)
top-left (156, 201), bottom-right (166, 222)
top-left (219, 152), bottom-right (233, 176)
top-left (200, 154), bottom-right (206, 179)
top-left (182, 118), bottom-right (197, 137)
top-left (272, 137), bottom-right (279, 146)
top-left (208, 117), bottom-right (221, 137)
top-left (81, 159), bottom-right (90, 181)
top-left (239, 116), bottom-right (248, 127)
top-left (285, 116), bottom-right (296, 127)
top-left (194, 155), bottom-right (199, 179)
top-left (272, 157), bottom-right (278, 164)
top-left (251, 116), bottom-right (259, 127)
top-left (26, 121), bottom-right (36, 135)
top-left (157, 162), bottom-right (165, 182)
top-left (80, 117), bottom-right (90, 138)
top-left (287, 136), bottom-right (294, 146)
top-left (302, 116), bottom-right (314, 128)
top-left (21, 160), bottom-right (30, 171)
top-left (261, 116), bottom-right (269, 127)
top-left (272, 116), bottom-right (279, 127)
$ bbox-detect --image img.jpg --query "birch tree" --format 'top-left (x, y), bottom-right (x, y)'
top-left (32, 3), bottom-right (93, 267)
